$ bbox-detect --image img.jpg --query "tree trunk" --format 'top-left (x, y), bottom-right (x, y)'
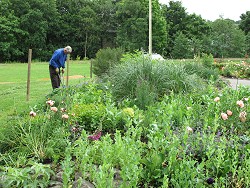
top-left (84, 32), bottom-right (88, 59)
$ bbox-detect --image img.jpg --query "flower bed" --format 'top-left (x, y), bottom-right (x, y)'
top-left (0, 61), bottom-right (249, 187)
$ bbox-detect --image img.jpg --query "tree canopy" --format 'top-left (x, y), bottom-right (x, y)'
top-left (0, 0), bottom-right (248, 62)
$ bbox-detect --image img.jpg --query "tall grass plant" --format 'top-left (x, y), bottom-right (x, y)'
top-left (109, 53), bottom-right (208, 109)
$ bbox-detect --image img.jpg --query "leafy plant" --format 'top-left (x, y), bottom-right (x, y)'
top-left (92, 47), bottom-right (124, 77)
top-left (201, 53), bottom-right (214, 68)
top-left (0, 161), bottom-right (54, 188)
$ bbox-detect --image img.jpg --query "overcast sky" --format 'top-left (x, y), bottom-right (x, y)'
top-left (159, 0), bottom-right (249, 21)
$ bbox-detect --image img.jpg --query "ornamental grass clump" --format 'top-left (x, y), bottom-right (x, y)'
top-left (109, 52), bottom-right (207, 109)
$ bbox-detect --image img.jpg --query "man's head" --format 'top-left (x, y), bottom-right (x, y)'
top-left (64, 46), bottom-right (72, 54)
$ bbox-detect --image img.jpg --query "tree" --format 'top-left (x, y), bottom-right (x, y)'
top-left (95, 0), bottom-right (117, 49)
top-left (239, 11), bottom-right (250, 34)
top-left (6, 0), bottom-right (59, 61)
top-left (116, 0), bottom-right (148, 52)
top-left (0, 0), bottom-right (25, 62)
top-left (239, 11), bottom-right (250, 56)
top-left (151, 0), bottom-right (168, 55)
top-left (245, 33), bottom-right (250, 55)
top-left (171, 31), bottom-right (192, 59)
top-left (162, 1), bottom-right (188, 56)
top-left (116, 0), bottom-right (167, 54)
top-left (210, 19), bottom-right (246, 58)
top-left (185, 14), bottom-right (211, 56)
top-left (69, 0), bottom-right (100, 59)
top-left (162, 1), bottom-right (211, 58)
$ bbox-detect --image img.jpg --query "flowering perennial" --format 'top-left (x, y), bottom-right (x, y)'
top-left (62, 114), bottom-right (69, 119)
top-left (221, 113), bottom-right (228, 120)
top-left (46, 100), bottom-right (55, 106)
top-left (226, 110), bottom-right (233, 116)
top-left (88, 131), bottom-right (102, 141)
top-left (29, 111), bottom-right (36, 117)
top-left (214, 97), bottom-right (220, 102)
top-left (239, 111), bottom-right (247, 122)
top-left (186, 126), bottom-right (193, 133)
top-left (50, 107), bottom-right (58, 112)
top-left (236, 100), bottom-right (244, 108)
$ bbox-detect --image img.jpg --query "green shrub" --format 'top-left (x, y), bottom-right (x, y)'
top-left (184, 62), bottom-right (220, 81)
top-left (92, 47), bottom-right (124, 77)
top-left (71, 103), bottom-right (127, 133)
top-left (72, 103), bottom-right (106, 132)
top-left (201, 53), bottom-right (214, 68)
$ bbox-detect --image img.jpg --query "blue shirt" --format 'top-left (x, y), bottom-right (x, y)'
top-left (49, 48), bottom-right (67, 68)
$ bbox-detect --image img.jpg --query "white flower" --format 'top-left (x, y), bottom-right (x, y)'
top-left (186, 126), bottom-right (193, 133)
top-left (214, 97), bottom-right (220, 102)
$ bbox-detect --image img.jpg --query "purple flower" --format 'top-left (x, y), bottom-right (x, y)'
top-left (88, 131), bottom-right (102, 141)
top-left (206, 177), bottom-right (214, 184)
top-left (217, 131), bottom-right (222, 136)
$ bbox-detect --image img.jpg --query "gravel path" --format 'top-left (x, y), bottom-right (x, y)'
top-left (224, 78), bottom-right (250, 90)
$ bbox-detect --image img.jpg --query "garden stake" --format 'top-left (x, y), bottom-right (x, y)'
top-left (62, 72), bottom-right (65, 88)
top-left (59, 72), bottom-right (65, 88)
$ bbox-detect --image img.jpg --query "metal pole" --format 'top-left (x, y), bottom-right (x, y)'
top-left (26, 49), bottom-right (32, 101)
top-left (149, 0), bottom-right (152, 55)
top-left (66, 54), bottom-right (70, 87)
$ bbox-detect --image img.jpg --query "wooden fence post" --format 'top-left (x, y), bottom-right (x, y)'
top-left (66, 54), bottom-right (70, 87)
top-left (26, 49), bottom-right (32, 101)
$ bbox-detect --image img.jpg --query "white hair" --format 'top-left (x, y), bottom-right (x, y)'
top-left (64, 46), bottom-right (72, 53)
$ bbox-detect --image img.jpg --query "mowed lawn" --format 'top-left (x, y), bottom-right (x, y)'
top-left (0, 61), bottom-right (91, 125)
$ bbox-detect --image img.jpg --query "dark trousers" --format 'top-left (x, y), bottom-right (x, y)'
top-left (49, 65), bottom-right (61, 89)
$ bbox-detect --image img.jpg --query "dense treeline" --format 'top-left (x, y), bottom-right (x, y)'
top-left (0, 0), bottom-right (249, 62)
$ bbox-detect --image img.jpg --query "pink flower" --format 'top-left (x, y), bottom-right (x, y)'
top-left (50, 107), bottom-right (58, 112)
top-left (88, 131), bottom-right (102, 141)
top-left (29, 111), bottom-right (36, 117)
top-left (221, 113), bottom-right (228, 120)
top-left (226, 110), bottom-right (233, 116)
top-left (214, 97), bottom-right (220, 102)
top-left (236, 100), bottom-right (244, 108)
top-left (71, 127), bottom-right (78, 132)
top-left (239, 111), bottom-right (247, 123)
top-left (46, 100), bottom-right (55, 106)
top-left (62, 114), bottom-right (69, 119)
top-left (60, 108), bottom-right (66, 112)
